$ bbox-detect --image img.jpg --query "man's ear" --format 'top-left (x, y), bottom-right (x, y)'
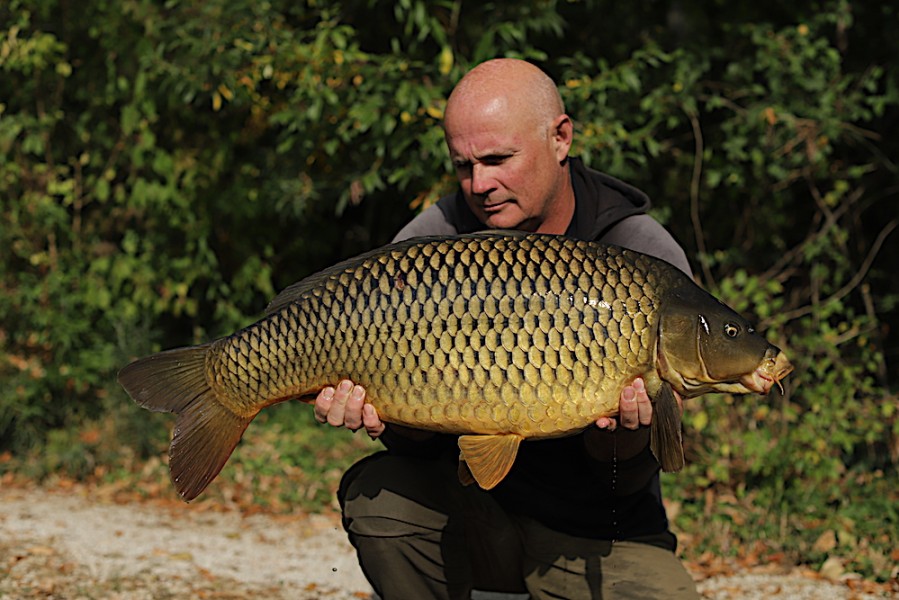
top-left (551, 114), bottom-right (574, 162)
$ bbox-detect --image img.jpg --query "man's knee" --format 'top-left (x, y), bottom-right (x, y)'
top-left (337, 453), bottom-right (474, 599)
top-left (339, 452), bottom-right (455, 537)
top-left (518, 518), bottom-right (698, 599)
top-left (338, 452), bottom-right (529, 598)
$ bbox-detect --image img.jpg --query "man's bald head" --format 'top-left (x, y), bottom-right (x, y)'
top-left (444, 59), bottom-right (565, 139)
top-left (441, 58), bottom-right (575, 234)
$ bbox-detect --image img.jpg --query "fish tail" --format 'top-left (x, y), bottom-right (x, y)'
top-left (650, 382), bottom-right (685, 472)
top-left (117, 344), bottom-right (252, 502)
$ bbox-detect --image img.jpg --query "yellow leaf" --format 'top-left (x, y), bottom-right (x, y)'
top-left (217, 84), bottom-right (233, 101)
top-left (692, 409), bottom-right (709, 432)
top-left (212, 92), bottom-right (222, 111)
top-left (438, 46), bottom-right (453, 75)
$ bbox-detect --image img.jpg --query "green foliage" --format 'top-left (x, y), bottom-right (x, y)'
top-left (2, 0), bottom-right (897, 579)
top-left (216, 403), bottom-right (380, 512)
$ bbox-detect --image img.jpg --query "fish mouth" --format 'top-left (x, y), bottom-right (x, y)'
top-left (740, 349), bottom-right (794, 394)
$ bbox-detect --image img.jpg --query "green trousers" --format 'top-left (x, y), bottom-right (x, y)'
top-left (338, 452), bottom-right (699, 600)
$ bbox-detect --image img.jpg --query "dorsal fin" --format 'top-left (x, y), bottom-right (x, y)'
top-left (264, 231), bottom-right (531, 315)
top-left (457, 433), bottom-right (523, 490)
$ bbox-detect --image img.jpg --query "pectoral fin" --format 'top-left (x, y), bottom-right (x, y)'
top-left (457, 460), bottom-right (476, 486)
top-left (650, 382), bottom-right (685, 472)
top-left (457, 434), bottom-right (523, 490)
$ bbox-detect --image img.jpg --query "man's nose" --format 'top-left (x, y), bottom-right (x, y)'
top-left (470, 163), bottom-right (495, 196)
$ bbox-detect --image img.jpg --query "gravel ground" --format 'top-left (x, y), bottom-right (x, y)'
top-left (0, 485), bottom-right (894, 599)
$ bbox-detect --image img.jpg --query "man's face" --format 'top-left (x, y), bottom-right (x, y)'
top-left (444, 98), bottom-right (569, 232)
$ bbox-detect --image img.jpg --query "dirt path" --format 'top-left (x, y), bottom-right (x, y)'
top-left (1, 485), bottom-right (370, 599)
top-left (1, 485), bottom-right (893, 599)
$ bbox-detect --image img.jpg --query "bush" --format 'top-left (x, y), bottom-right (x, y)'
top-left (2, 0), bottom-right (896, 579)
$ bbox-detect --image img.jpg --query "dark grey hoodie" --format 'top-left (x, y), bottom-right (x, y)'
top-left (386, 157), bottom-right (691, 543)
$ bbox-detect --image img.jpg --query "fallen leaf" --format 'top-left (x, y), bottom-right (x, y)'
top-left (27, 545), bottom-right (56, 556)
top-left (820, 556), bottom-right (844, 580)
top-left (812, 530), bottom-right (837, 553)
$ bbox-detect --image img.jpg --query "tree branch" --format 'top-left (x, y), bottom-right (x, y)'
top-left (774, 219), bottom-right (898, 325)
top-left (684, 106), bottom-right (714, 287)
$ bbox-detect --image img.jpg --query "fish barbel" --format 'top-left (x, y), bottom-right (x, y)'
top-left (118, 232), bottom-right (793, 501)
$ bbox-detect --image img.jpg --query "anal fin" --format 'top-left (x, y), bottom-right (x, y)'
top-left (457, 434), bottom-right (523, 490)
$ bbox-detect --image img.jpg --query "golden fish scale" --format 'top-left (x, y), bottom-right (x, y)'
top-left (206, 236), bottom-right (666, 438)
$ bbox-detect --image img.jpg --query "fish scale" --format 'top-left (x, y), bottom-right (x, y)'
top-left (119, 231), bottom-right (793, 501)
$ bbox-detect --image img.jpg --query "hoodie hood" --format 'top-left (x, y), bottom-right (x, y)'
top-left (434, 156), bottom-right (651, 242)
top-left (565, 157), bottom-right (651, 241)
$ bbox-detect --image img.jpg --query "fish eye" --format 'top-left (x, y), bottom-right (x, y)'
top-left (724, 323), bottom-right (740, 338)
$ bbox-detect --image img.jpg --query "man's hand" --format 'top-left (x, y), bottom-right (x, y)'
top-left (594, 377), bottom-right (683, 431)
top-left (596, 377), bottom-right (654, 431)
top-left (587, 377), bottom-right (684, 461)
top-left (314, 380), bottom-right (386, 438)
top-left (315, 376), bottom-right (681, 439)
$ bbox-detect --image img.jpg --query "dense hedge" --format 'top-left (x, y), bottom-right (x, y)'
top-left (2, 0), bottom-right (897, 579)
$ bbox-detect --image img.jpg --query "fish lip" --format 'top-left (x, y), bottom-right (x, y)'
top-left (741, 369), bottom-right (773, 394)
top-left (741, 351), bottom-right (794, 394)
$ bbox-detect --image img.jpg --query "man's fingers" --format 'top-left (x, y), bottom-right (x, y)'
top-left (618, 378), bottom-right (653, 430)
top-left (362, 403), bottom-right (386, 438)
top-left (313, 386), bottom-right (335, 424)
top-left (597, 377), bottom-right (656, 433)
top-left (343, 385), bottom-right (367, 431)
top-left (619, 385), bottom-right (639, 429)
top-left (595, 416), bottom-right (617, 431)
top-left (633, 377), bottom-right (653, 427)
top-left (315, 380), bottom-right (373, 432)
top-left (326, 380), bottom-right (353, 427)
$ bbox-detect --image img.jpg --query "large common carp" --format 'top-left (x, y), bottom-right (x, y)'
top-left (119, 232), bottom-right (792, 501)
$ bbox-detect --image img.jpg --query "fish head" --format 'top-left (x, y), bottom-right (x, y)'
top-left (657, 285), bottom-right (793, 398)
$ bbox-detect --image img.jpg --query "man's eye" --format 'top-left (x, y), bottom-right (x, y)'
top-left (482, 155), bottom-right (509, 165)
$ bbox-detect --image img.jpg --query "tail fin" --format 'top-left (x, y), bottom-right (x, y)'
top-left (118, 345), bottom-right (252, 502)
top-left (650, 382), bottom-right (685, 472)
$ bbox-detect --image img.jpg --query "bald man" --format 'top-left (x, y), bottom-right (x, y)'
top-left (315, 59), bottom-right (699, 599)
